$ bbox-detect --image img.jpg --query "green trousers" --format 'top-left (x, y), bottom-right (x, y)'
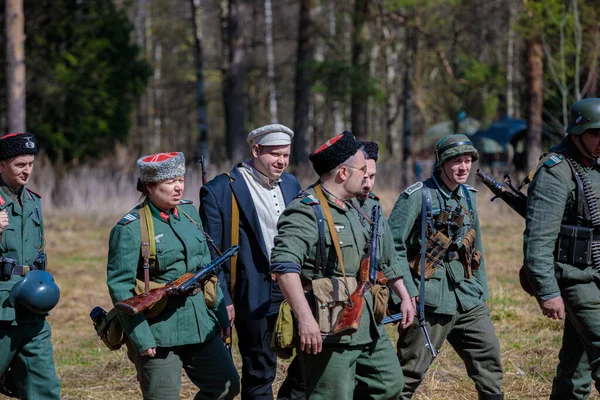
top-left (397, 303), bottom-right (503, 400)
top-left (558, 280), bottom-right (600, 396)
top-left (551, 316), bottom-right (593, 399)
top-left (127, 334), bottom-right (240, 400)
top-left (297, 333), bottom-right (403, 400)
top-left (0, 320), bottom-right (61, 399)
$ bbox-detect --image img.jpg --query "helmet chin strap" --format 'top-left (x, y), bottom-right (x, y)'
top-left (574, 135), bottom-right (599, 159)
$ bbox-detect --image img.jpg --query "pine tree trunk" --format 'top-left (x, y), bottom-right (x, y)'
top-left (292, 0), bottom-right (313, 165)
top-left (351, 0), bottom-right (369, 139)
top-left (225, 0), bottom-right (247, 161)
top-left (189, 0), bottom-right (209, 163)
top-left (526, 39), bottom-right (543, 173)
top-left (5, 0), bottom-right (26, 132)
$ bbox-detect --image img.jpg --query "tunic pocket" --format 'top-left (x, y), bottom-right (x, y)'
top-left (0, 289), bottom-right (16, 321)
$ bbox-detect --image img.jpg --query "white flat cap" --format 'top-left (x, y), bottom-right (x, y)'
top-left (247, 124), bottom-right (294, 146)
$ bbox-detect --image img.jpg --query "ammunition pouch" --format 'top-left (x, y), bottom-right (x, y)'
top-left (95, 308), bottom-right (127, 351)
top-left (554, 224), bottom-right (595, 267)
top-left (370, 284), bottom-right (389, 324)
top-left (460, 228), bottom-right (481, 279)
top-left (270, 300), bottom-right (295, 359)
top-left (409, 230), bottom-right (452, 279)
top-left (0, 253), bottom-right (47, 281)
top-left (202, 274), bottom-right (218, 308)
top-left (309, 277), bottom-right (357, 335)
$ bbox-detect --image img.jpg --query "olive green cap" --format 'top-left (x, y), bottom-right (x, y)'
top-left (566, 98), bottom-right (600, 135)
top-left (434, 134), bottom-right (479, 168)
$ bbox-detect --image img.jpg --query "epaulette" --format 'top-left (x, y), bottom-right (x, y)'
top-left (402, 182), bottom-right (423, 196)
top-left (179, 199), bottom-right (193, 205)
top-left (296, 191), bottom-right (320, 205)
top-left (463, 184), bottom-right (477, 192)
top-left (543, 154), bottom-right (564, 169)
top-left (368, 192), bottom-right (380, 201)
top-left (118, 212), bottom-right (140, 226)
top-left (26, 188), bottom-right (41, 199)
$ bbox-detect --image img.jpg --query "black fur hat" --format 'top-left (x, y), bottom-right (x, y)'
top-left (0, 132), bottom-right (38, 161)
top-left (360, 141), bottom-right (379, 161)
top-left (309, 131), bottom-right (362, 175)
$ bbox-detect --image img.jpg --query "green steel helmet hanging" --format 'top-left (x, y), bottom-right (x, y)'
top-left (9, 270), bottom-right (60, 314)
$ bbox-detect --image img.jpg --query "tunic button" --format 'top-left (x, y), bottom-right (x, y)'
top-left (339, 241), bottom-right (343, 245)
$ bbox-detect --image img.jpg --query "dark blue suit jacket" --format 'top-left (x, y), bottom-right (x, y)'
top-left (199, 164), bottom-right (301, 321)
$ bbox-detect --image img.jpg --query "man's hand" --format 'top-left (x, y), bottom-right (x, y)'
top-left (297, 315), bottom-right (322, 354)
top-left (140, 347), bottom-right (156, 357)
top-left (226, 304), bottom-right (235, 326)
top-left (220, 326), bottom-right (231, 341)
top-left (538, 296), bottom-right (565, 320)
top-left (0, 210), bottom-right (9, 234)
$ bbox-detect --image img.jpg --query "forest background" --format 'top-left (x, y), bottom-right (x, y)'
top-left (1, 0), bottom-right (600, 398)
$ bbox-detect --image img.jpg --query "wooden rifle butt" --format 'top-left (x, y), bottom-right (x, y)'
top-left (333, 286), bottom-right (369, 336)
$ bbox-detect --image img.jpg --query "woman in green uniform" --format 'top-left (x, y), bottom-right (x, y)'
top-left (107, 152), bottom-right (239, 400)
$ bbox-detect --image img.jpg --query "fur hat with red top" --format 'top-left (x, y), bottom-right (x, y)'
top-left (309, 131), bottom-right (362, 175)
top-left (0, 132), bottom-right (38, 161)
top-left (136, 152), bottom-right (186, 183)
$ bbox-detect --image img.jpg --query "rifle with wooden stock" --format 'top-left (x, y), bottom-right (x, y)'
top-left (333, 205), bottom-right (385, 335)
top-left (115, 245), bottom-right (239, 315)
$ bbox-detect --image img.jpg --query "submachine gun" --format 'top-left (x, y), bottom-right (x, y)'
top-left (115, 245), bottom-right (239, 315)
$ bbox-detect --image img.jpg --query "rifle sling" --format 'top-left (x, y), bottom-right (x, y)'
top-left (140, 202), bottom-right (157, 294)
top-left (313, 184), bottom-right (351, 298)
top-left (419, 185), bottom-right (432, 320)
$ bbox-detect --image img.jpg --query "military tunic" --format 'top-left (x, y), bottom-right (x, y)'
top-left (523, 137), bottom-right (600, 399)
top-left (270, 184), bottom-right (405, 400)
top-left (0, 182), bottom-right (61, 398)
top-left (388, 174), bottom-right (503, 400)
top-left (107, 200), bottom-right (239, 400)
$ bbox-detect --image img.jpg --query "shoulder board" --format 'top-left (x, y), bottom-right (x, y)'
top-left (118, 212), bottom-right (140, 226)
top-left (402, 182), bottom-right (423, 196)
top-left (368, 192), bottom-right (379, 201)
top-left (463, 184), bottom-right (477, 192)
top-left (179, 200), bottom-right (193, 205)
top-left (296, 191), bottom-right (320, 205)
top-left (543, 154), bottom-right (564, 169)
top-left (26, 188), bottom-right (41, 199)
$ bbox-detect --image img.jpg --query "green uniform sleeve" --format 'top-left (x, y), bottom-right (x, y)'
top-left (388, 192), bottom-right (421, 297)
top-left (106, 224), bottom-right (156, 353)
top-left (378, 214), bottom-right (411, 288)
top-left (523, 163), bottom-right (571, 298)
top-left (471, 193), bottom-right (489, 300)
top-left (271, 199), bottom-right (318, 275)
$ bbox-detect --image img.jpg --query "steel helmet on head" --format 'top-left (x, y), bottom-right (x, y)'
top-left (434, 134), bottom-right (479, 168)
top-left (566, 98), bottom-right (600, 135)
top-left (9, 270), bottom-right (60, 314)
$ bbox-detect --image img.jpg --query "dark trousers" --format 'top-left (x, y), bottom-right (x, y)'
top-left (236, 315), bottom-right (305, 400)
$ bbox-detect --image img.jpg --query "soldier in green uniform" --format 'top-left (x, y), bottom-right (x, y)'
top-left (389, 134), bottom-right (504, 400)
top-left (355, 141), bottom-right (418, 299)
top-left (523, 98), bottom-right (600, 399)
top-left (107, 152), bottom-right (240, 400)
top-left (270, 131), bottom-right (415, 400)
top-left (0, 132), bottom-right (61, 398)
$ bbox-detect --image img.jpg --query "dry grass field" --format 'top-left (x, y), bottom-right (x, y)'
top-left (4, 178), bottom-right (597, 399)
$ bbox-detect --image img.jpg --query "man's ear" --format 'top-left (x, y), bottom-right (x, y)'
top-left (251, 144), bottom-right (261, 158)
